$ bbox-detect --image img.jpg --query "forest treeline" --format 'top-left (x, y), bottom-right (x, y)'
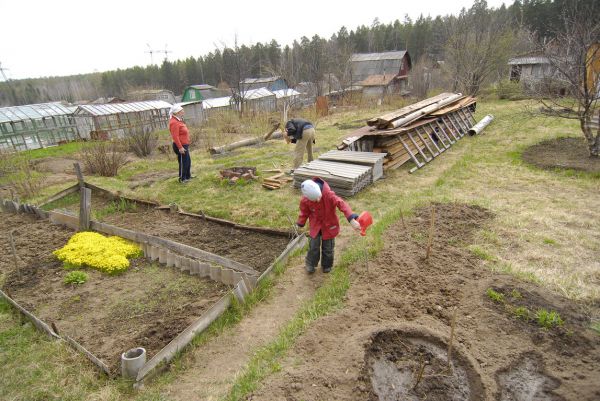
top-left (0, 0), bottom-right (594, 106)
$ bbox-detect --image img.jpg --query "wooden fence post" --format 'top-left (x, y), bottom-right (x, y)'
top-left (79, 187), bottom-right (91, 231)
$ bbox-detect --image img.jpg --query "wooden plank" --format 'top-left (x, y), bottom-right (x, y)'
top-left (435, 120), bottom-right (456, 144)
top-left (177, 211), bottom-right (290, 237)
top-left (79, 187), bottom-right (91, 231)
top-left (414, 128), bottom-right (438, 158)
top-left (418, 126), bottom-right (443, 154)
top-left (73, 163), bottom-right (85, 189)
top-left (426, 123), bottom-right (449, 150)
top-left (406, 131), bottom-right (431, 163)
top-left (0, 289), bottom-right (60, 339)
top-left (37, 184), bottom-right (79, 208)
top-left (64, 335), bottom-right (111, 376)
top-left (398, 136), bottom-right (424, 168)
top-left (440, 118), bottom-right (460, 141)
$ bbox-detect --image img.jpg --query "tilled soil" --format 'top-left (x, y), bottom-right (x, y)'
top-left (1, 212), bottom-right (229, 374)
top-left (102, 209), bottom-right (290, 272)
top-left (247, 203), bottom-right (600, 401)
top-left (522, 137), bottom-right (600, 173)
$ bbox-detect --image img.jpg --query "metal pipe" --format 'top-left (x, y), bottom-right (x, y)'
top-left (468, 114), bottom-right (495, 136)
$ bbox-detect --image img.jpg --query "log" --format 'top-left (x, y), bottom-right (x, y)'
top-left (209, 125), bottom-right (283, 155)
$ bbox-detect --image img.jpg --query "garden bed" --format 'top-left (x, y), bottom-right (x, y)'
top-left (1, 212), bottom-right (229, 374)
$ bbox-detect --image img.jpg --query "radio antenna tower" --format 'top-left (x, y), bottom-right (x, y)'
top-left (162, 44), bottom-right (172, 62)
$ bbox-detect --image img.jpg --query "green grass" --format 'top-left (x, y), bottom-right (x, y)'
top-left (513, 306), bottom-right (530, 320)
top-left (93, 198), bottom-right (138, 221)
top-left (63, 270), bottom-right (88, 285)
top-left (40, 191), bottom-right (79, 211)
top-left (591, 321), bottom-right (600, 335)
top-left (535, 308), bottom-right (564, 329)
top-left (486, 288), bottom-right (505, 303)
top-left (22, 140), bottom-right (91, 160)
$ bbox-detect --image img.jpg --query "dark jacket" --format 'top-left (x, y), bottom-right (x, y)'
top-left (297, 177), bottom-right (358, 240)
top-left (285, 118), bottom-right (313, 141)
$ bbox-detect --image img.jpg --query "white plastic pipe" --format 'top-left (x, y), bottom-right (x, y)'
top-left (121, 347), bottom-right (146, 379)
top-left (468, 114), bottom-right (494, 136)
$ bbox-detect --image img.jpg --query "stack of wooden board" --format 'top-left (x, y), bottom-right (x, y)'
top-left (261, 170), bottom-right (293, 190)
top-left (317, 150), bottom-right (386, 181)
top-left (339, 93), bottom-right (477, 173)
top-left (292, 160), bottom-right (372, 197)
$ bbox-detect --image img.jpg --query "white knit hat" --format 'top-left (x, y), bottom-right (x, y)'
top-left (170, 104), bottom-right (183, 115)
top-left (301, 180), bottom-right (321, 201)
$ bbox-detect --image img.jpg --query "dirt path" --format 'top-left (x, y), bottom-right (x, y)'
top-left (247, 204), bottom-right (600, 401)
top-left (158, 234), bottom-right (353, 401)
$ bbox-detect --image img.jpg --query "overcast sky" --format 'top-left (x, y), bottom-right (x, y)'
top-left (0, 0), bottom-right (509, 80)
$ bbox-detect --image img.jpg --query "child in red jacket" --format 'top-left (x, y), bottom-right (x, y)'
top-left (297, 178), bottom-right (361, 273)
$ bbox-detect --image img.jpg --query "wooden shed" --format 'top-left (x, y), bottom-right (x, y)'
top-left (233, 88), bottom-right (277, 113)
top-left (350, 51), bottom-right (412, 97)
top-left (0, 102), bottom-right (79, 152)
top-left (73, 100), bottom-right (170, 140)
top-left (508, 56), bottom-right (553, 83)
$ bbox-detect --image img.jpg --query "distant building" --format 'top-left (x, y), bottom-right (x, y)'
top-left (350, 51), bottom-right (412, 98)
top-left (181, 85), bottom-right (224, 102)
top-left (508, 56), bottom-right (554, 83)
top-left (127, 89), bottom-right (176, 104)
top-left (73, 100), bottom-right (170, 140)
top-left (239, 76), bottom-right (288, 92)
top-left (232, 88), bottom-right (277, 113)
top-left (91, 97), bottom-right (126, 104)
top-left (0, 102), bottom-right (79, 151)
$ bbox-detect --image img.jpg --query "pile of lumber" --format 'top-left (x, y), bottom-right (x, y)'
top-left (338, 93), bottom-right (477, 173)
top-left (292, 160), bottom-right (373, 197)
top-left (317, 150), bottom-right (386, 182)
top-left (261, 170), bottom-right (293, 190)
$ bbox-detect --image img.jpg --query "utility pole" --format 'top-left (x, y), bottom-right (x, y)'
top-left (146, 43), bottom-right (155, 65)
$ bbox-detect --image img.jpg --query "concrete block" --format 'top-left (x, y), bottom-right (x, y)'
top-left (221, 268), bottom-right (233, 285)
top-left (149, 245), bottom-right (159, 261)
top-left (173, 255), bottom-right (182, 268)
top-left (199, 263), bottom-right (210, 277)
top-left (189, 260), bottom-right (200, 275)
top-left (166, 251), bottom-right (176, 267)
top-left (209, 265), bottom-right (221, 282)
top-left (180, 257), bottom-right (191, 272)
top-left (158, 248), bottom-right (168, 264)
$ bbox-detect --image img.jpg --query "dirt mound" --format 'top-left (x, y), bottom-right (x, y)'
top-left (522, 137), bottom-right (600, 173)
top-left (247, 203), bottom-right (600, 401)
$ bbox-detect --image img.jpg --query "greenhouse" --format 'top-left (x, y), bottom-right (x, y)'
top-left (0, 102), bottom-right (78, 152)
top-left (73, 100), bottom-right (171, 140)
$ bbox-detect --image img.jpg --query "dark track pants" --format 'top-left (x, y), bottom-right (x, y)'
top-left (172, 143), bottom-right (191, 181)
top-left (306, 233), bottom-right (334, 271)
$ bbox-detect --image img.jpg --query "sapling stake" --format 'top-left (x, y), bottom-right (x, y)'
top-left (425, 204), bottom-right (436, 260)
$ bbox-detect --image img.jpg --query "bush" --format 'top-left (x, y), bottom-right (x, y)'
top-left (81, 141), bottom-right (128, 177)
top-left (64, 270), bottom-right (88, 285)
top-left (496, 80), bottom-right (526, 100)
top-left (54, 232), bottom-right (142, 274)
top-left (0, 150), bottom-right (42, 199)
top-left (127, 128), bottom-right (158, 157)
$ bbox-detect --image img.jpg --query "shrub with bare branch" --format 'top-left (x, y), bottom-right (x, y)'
top-left (81, 141), bottom-right (128, 177)
top-left (127, 127), bottom-right (158, 157)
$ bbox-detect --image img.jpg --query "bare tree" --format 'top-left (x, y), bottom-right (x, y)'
top-left (444, 0), bottom-right (515, 96)
top-left (532, 1), bottom-right (600, 157)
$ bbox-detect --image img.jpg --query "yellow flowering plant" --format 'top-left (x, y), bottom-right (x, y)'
top-left (53, 232), bottom-right (142, 274)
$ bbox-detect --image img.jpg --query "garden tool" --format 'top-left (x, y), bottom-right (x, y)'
top-left (356, 211), bottom-right (373, 271)
top-left (286, 215), bottom-right (300, 238)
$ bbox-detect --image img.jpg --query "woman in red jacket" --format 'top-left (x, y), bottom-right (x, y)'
top-left (297, 178), bottom-right (361, 273)
top-left (169, 104), bottom-right (191, 183)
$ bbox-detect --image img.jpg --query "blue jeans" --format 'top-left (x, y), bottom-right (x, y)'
top-left (172, 143), bottom-right (191, 181)
top-left (306, 233), bottom-right (334, 272)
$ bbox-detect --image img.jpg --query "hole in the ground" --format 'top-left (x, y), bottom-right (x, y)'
top-left (496, 352), bottom-right (564, 401)
top-left (362, 328), bottom-right (484, 401)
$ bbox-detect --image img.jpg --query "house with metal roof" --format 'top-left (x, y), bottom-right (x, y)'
top-left (232, 88), bottom-right (277, 113)
top-left (239, 76), bottom-right (288, 92)
top-left (127, 89), bottom-right (176, 104)
top-left (181, 85), bottom-right (224, 102)
top-left (73, 100), bottom-right (171, 140)
top-left (350, 51), bottom-right (412, 98)
top-left (0, 102), bottom-right (79, 151)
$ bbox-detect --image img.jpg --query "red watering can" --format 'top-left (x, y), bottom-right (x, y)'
top-left (357, 211), bottom-right (373, 236)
